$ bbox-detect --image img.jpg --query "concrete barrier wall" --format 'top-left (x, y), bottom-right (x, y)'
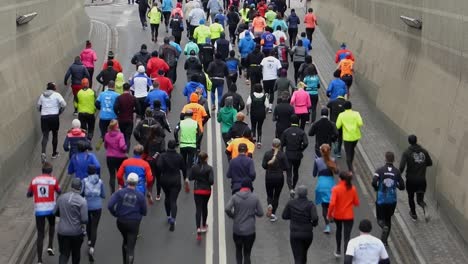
top-left (0, 0), bottom-right (89, 194)
top-left (314, 0), bottom-right (468, 241)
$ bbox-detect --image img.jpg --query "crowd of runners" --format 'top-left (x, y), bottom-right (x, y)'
top-left (29, 0), bottom-right (434, 263)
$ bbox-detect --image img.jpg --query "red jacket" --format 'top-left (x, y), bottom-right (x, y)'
top-left (102, 59), bottom-right (123, 72)
top-left (147, 57), bottom-right (169, 77)
top-left (152, 75), bottom-right (174, 96)
top-left (327, 180), bottom-right (359, 220)
top-left (335, 49), bottom-right (355, 63)
top-left (117, 156), bottom-right (153, 194)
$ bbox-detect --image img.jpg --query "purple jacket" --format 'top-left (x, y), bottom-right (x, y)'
top-left (104, 130), bottom-right (127, 158)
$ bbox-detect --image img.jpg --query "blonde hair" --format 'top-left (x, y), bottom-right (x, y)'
top-left (268, 138), bottom-right (282, 165)
top-left (108, 119), bottom-right (119, 132)
top-left (297, 82), bottom-right (306, 90)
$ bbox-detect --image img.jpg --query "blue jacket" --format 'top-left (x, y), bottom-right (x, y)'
top-left (287, 13), bottom-right (300, 29)
top-left (64, 61), bottom-right (90, 86)
top-left (226, 154), bottom-right (256, 192)
top-left (68, 152), bottom-right (101, 180)
top-left (272, 19), bottom-right (288, 32)
top-left (301, 37), bottom-right (312, 51)
top-left (372, 164), bottom-right (405, 205)
top-left (63, 128), bottom-right (90, 159)
top-left (303, 75), bottom-right (320, 95)
top-left (183, 81), bottom-right (206, 101)
top-left (146, 89), bottom-right (170, 112)
top-left (326, 78), bottom-right (347, 100)
top-left (96, 90), bottom-right (119, 120)
top-left (261, 32), bottom-right (276, 50)
top-left (82, 174), bottom-right (105, 211)
top-left (238, 34), bottom-right (255, 58)
top-left (215, 13), bottom-right (226, 26)
top-left (161, 0), bottom-right (173, 12)
top-left (108, 187), bottom-right (147, 221)
top-left (226, 58), bottom-right (240, 74)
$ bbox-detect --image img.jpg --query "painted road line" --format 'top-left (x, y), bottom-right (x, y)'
top-left (214, 93), bottom-right (227, 264)
top-left (205, 99), bottom-right (214, 264)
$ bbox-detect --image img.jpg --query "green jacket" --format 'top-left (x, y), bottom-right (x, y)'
top-left (184, 41), bottom-right (200, 55)
top-left (336, 109), bottom-right (363, 142)
top-left (76, 88), bottom-right (96, 114)
top-left (148, 7), bottom-right (162, 24)
top-left (265, 10), bottom-right (277, 28)
top-left (179, 118), bottom-right (199, 148)
top-left (217, 107), bottom-right (237, 133)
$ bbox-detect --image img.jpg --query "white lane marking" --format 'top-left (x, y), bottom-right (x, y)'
top-left (206, 99), bottom-right (214, 264)
top-left (214, 93), bottom-right (227, 264)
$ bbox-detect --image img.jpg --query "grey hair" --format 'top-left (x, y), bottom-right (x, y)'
top-left (225, 96), bottom-right (233, 107)
top-left (296, 185), bottom-right (308, 198)
top-left (268, 138), bottom-right (282, 165)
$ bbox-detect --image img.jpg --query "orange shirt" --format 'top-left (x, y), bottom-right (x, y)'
top-left (181, 103), bottom-right (208, 132)
top-left (338, 59), bottom-right (354, 77)
top-left (226, 137), bottom-right (255, 159)
top-left (252, 16), bottom-right (266, 33)
top-left (327, 180), bottom-right (360, 220)
top-left (304, 13), bottom-right (317, 29)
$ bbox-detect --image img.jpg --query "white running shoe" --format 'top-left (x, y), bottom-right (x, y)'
top-left (270, 214), bottom-right (277, 222)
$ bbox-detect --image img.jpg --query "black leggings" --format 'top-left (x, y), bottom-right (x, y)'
top-left (309, 94), bottom-right (319, 123)
top-left (290, 236), bottom-right (313, 264)
top-left (263, 79), bottom-right (276, 104)
top-left (162, 184), bottom-right (181, 219)
top-left (297, 113), bottom-right (308, 130)
top-left (36, 214), bottom-right (55, 262)
top-left (163, 11), bottom-right (171, 27)
top-left (233, 233), bottom-right (256, 264)
top-left (150, 23), bottom-right (159, 41)
top-left (293, 61), bottom-right (302, 83)
top-left (250, 116), bottom-right (265, 142)
top-left (148, 159), bottom-right (161, 196)
top-left (229, 24), bottom-right (237, 44)
top-left (78, 113), bottom-right (95, 140)
top-left (343, 140), bottom-right (358, 171)
top-left (407, 182), bottom-right (427, 215)
top-left (266, 179), bottom-right (284, 214)
top-left (180, 147), bottom-right (197, 172)
top-left (58, 234), bottom-right (83, 264)
top-left (288, 28), bottom-right (298, 47)
top-left (335, 219), bottom-right (353, 253)
top-left (135, 97), bottom-right (146, 118)
top-left (321, 203), bottom-right (329, 225)
top-left (138, 9), bottom-right (147, 27)
top-left (288, 159), bottom-right (302, 189)
top-left (194, 194), bottom-right (211, 228)
top-left (118, 120), bottom-right (133, 150)
top-left (99, 119), bottom-right (111, 140)
top-left (41, 115), bottom-right (60, 154)
top-left (106, 156), bottom-right (126, 193)
top-left (86, 67), bottom-right (95, 88)
top-left (305, 28), bottom-right (315, 42)
top-left (117, 220), bottom-right (140, 264)
top-left (86, 209), bottom-right (102, 248)
top-left (376, 203), bottom-right (396, 244)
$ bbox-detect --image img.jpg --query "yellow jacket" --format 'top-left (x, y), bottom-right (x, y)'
top-left (193, 25), bottom-right (211, 44)
top-left (336, 109), bottom-right (363, 142)
top-left (147, 7), bottom-right (162, 24)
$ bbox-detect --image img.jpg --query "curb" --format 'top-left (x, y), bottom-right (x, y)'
top-left (84, 0), bottom-right (115, 7)
top-left (8, 19), bottom-right (114, 264)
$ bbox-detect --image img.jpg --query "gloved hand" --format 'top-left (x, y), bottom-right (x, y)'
top-left (289, 189), bottom-right (295, 199)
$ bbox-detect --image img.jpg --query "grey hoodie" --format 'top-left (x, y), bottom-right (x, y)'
top-left (225, 190), bottom-right (263, 236)
top-left (54, 191), bottom-right (88, 236)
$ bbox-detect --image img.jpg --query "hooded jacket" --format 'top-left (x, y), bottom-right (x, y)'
top-left (273, 102), bottom-right (294, 136)
top-left (308, 117), bottom-right (338, 147)
top-left (146, 57), bottom-right (169, 77)
top-left (130, 72), bottom-right (153, 98)
top-left (104, 130), bottom-right (127, 158)
top-left (80, 48), bottom-right (97, 68)
top-left (290, 89), bottom-right (311, 114)
top-left (82, 174), bottom-right (105, 211)
top-left (183, 81), bottom-right (206, 101)
top-left (96, 67), bottom-right (118, 87)
top-left (399, 144), bottom-right (433, 185)
top-left (37, 90), bottom-right (67, 116)
top-left (220, 88), bottom-right (245, 112)
top-left (55, 191), bottom-right (88, 236)
top-left (156, 149), bottom-right (187, 186)
top-left (63, 128), bottom-right (89, 159)
top-left (131, 49), bottom-right (151, 66)
top-left (238, 33), bottom-right (255, 58)
top-left (225, 189), bottom-right (263, 235)
top-left (281, 124), bottom-right (308, 160)
top-left (227, 121), bottom-right (251, 140)
top-left (217, 106), bottom-right (237, 133)
top-left (64, 61), bottom-right (90, 86)
top-left (68, 152), bottom-right (101, 180)
top-left (114, 73), bottom-right (125, 95)
top-left (286, 12), bottom-right (300, 28)
top-left (282, 197), bottom-right (318, 238)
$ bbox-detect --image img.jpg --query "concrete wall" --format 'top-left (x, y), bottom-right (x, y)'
top-left (314, 0), bottom-right (468, 242)
top-left (0, 0), bottom-right (89, 195)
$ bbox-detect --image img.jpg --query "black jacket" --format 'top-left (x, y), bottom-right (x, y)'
top-left (184, 56), bottom-right (203, 78)
top-left (199, 44), bottom-right (214, 64)
top-left (273, 102), bottom-right (294, 137)
top-left (207, 59), bottom-right (229, 80)
top-left (262, 149), bottom-right (290, 183)
top-left (220, 91), bottom-right (245, 112)
top-left (96, 67), bottom-right (118, 86)
top-left (156, 149), bottom-right (187, 186)
top-left (326, 97), bottom-right (346, 123)
top-left (153, 109), bottom-right (171, 133)
top-left (227, 11), bottom-right (240, 26)
top-left (131, 49), bottom-right (151, 65)
top-left (64, 62), bottom-right (90, 86)
top-left (399, 144), bottom-right (433, 185)
top-left (282, 197), bottom-right (318, 238)
top-left (227, 121), bottom-right (251, 140)
top-left (215, 38), bottom-right (231, 60)
top-left (189, 163), bottom-right (214, 191)
top-left (281, 125), bottom-right (308, 160)
top-left (308, 117), bottom-right (338, 146)
top-left (133, 118), bottom-right (164, 145)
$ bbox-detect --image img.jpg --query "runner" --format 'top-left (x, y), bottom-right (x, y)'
top-left (281, 114), bottom-right (309, 191)
top-left (64, 56), bottom-right (90, 115)
top-left (246, 84), bottom-right (269, 148)
top-left (96, 81), bottom-right (120, 149)
top-left (159, 37), bottom-right (179, 83)
top-left (27, 162), bottom-right (61, 264)
top-left (226, 50), bottom-right (242, 89)
top-left (345, 219), bottom-right (390, 264)
top-left (207, 53), bottom-right (229, 110)
top-left (146, 51), bottom-right (169, 79)
top-left (138, 0), bottom-right (151, 30)
top-left (157, 140), bottom-right (187, 231)
top-left (185, 52), bottom-right (203, 81)
top-left (308, 108), bottom-right (338, 157)
top-left (265, 6), bottom-right (276, 28)
top-left (54, 178), bottom-right (88, 264)
top-left (220, 84), bottom-right (245, 112)
top-left (63, 119), bottom-right (89, 159)
top-left (189, 151), bottom-right (214, 241)
top-left (214, 32), bottom-right (232, 61)
top-left (238, 31), bottom-right (255, 84)
top-left (327, 95), bottom-right (346, 157)
top-left (227, 6), bottom-right (241, 45)
top-left (260, 50), bottom-right (282, 111)
top-left (217, 97), bottom-right (238, 145)
top-left (399, 134), bottom-right (433, 222)
top-left (171, 2), bottom-right (184, 19)
top-left (226, 130), bottom-right (255, 160)
top-left (260, 28), bottom-right (276, 57)
top-left (303, 65), bottom-right (320, 123)
top-left (252, 12), bottom-right (266, 38)
top-left (290, 40), bottom-right (307, 84)
top-left (246, 45), bottom-right (264, 90)
top-left (181, 93), bottom-right (209, 136)
top-left (152, 100), bottom-right (172, 133)
top-left (147, 2), bottom-right (162, 43)
top-left (225, 178), bottom-right (263, 264)
top-left (96, 60), bottom-right (118, 90)
top-left (130, 65), bottom-right (153, 119)
top-left (328, 171), bottom-right (360, 258)
top-left (153, 70), bottom-right (174, 97)
top-left (80, 40), bottom-right (97, 88)
top-left (304, 8), bottom-right (318, 42)
top-left (226, 112), bottom-right (252, 140)
top-left (107, 173), bottom-right (147, 264)
top-left (326, 70), bottom-right (347, 100)
top-left (145, 80), bottom-right (170, 112)
top-left (130, 44), bottom-right (151, 68)
top-left (336, 101), bottom-right (363, 171)
top-left (170, 12), bottom-right (184, 44)
top-left (199, 38), bottom-right (215, 71)
top-left (75, 78), bottom-right (96, 140)
top-left (282, 185), bottom-right (319, 264)
top-left (286, 9), bottom-right (300, 47)
top-left (273, 91), bottom-right (294, 138)
top-left (273, 37), bottom-right (289, 70)
top-left (134, 108), bottom-right (163, 145)
top-left (313, 144), bottom-right (338, 234)
top-left (174, 110), bottom-right (200, 169)
top-left (273, 70), bottom-right (295, 103)
top-left (210, 18), bottom-right (224, 44)
top-left (142, 124), bottom-right (166, 201)
top-left (188, 6), bottom-right (206, 39)
top-left (262, 138), bottom-right (290, 222)
top-left (68, 140), bottom-right (101, 180)
top-left (297, 55), bottom-right (316, 83)
top-left (104, 120), bottom-right (127, 194)
top-left (82, 165), bottom-right (105, 262)
top-left (337, 54), bottom-right (354, 97)
top-left (114, 83), bottom-right (138, 148)
top-left (102, 51), bottom-right (123, 73)
top-left (335, 43), bottom-right (355, 63)
top-left (161, 0), bottom-right (173, 33)
top-left (372, 151), bottom-right (405, 245)
top-left (290, 82), bottom-right (311, 130)
top-left (207, 0), bottom-right (223, 23)
top-left (193, 19), bottom-right (211, 45)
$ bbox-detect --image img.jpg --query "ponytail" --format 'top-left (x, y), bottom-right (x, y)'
top-left (320, 144), bottom-right (337, 174)
top-left (339, 171), bottom-right (353, 190)
top-left (268, 148), bottom-right (279, 165)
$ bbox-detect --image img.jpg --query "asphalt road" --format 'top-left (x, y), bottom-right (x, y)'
top-left (42, 1), bottom-right (393, 263)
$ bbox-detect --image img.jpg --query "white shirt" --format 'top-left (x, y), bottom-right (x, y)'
top-left (345, 234), bottom-right (389, 264)
top-left (37, 90), bottom-right (67, 116)
top-left (260, 56), bottom-right (282, 81)
top-left (131, 74), bottom-right (153, 98)
top-left (188, 8), bottom-right (205, 26)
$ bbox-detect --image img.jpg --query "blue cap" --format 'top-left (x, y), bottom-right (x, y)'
top-left (200, 19), bottom-right (205, 25)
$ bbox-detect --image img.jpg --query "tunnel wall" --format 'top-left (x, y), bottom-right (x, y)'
top-left (0, 0), bottom-right (89, 195)
top-left (313, 0), bottom-right (468, 242)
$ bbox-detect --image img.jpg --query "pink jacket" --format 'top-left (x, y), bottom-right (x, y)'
top-left (80, 48), bottom-right (97, 68)
top-left (290, 89), bottom-right (311, 114)
top-left (104, 130), bottom-right (127, 158)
